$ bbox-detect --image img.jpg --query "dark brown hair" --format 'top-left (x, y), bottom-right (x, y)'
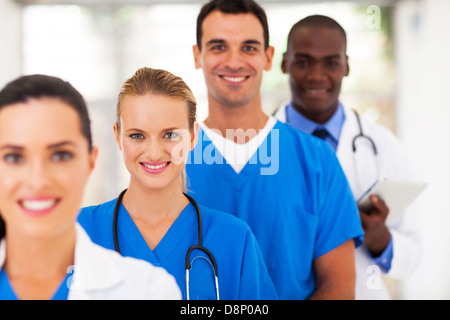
top-left (196, 0), bottom-right (270, 50)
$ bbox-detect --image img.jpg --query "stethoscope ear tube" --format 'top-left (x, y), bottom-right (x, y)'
top-left (113, 188), bottom-right (127, 253)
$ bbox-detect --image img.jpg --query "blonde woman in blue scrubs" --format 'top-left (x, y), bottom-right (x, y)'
top-left (78, 67), bottom-right (277, 300)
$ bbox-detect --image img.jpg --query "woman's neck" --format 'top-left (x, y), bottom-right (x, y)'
top-left (121, 179), bottom-right (189, 250)
top-left (123, 179), bottom-right (188, 221)
top-left (4, 225), bottom-right (76, 299)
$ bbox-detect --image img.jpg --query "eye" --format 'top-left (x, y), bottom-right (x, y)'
top-left (325, 60), bottom-right (340, 68)
top-left (295, 59), bottom-right (309, 67)
top-left (3, 153), bottom-right (24, 164)
top-left (242, 45), bottom-right (257, 53)
top-left (164, 132), bottom-right (180, 141)
top-left (210, 44), bottom-right (225, 52)
top-left (129, 133), bottom-right (144, 140)
top-left (51, 151), bottom-right (74, 162)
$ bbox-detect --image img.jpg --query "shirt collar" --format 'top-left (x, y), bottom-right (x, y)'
top-left (286, 101), bottom-right (346, 144)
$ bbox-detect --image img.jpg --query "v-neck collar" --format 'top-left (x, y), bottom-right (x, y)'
top-left (199, 119), bottom-right (278, 179)
top-left (200, 117), bottom-right (277, 175)
top-left (116, 201), bottom-right (197, 266)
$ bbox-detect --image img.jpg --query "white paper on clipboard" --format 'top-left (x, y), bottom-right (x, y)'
top-left (357, 177), bottom-right (427, 224)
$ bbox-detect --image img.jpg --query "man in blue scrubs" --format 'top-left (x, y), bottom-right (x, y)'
top-left (187, 0), bottom-right (364, 299)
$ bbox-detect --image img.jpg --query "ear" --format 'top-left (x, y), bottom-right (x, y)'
top-left (190, 121), bottom-right (200, 151)
top-left (87, 146), bottom-right (99, 176)
top-left (264, 45), bottom-right (275, 71)
top-left (281, 52), bottom-right (287, 74)
top-left (113, 122), bottom-right (123, 151)
top-left (193, 45), bottom-right (202, 70)
top-left (345, 55), bottom-right (350, 77)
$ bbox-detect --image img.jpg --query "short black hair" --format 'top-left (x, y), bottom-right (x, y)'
top-left (196, 0), bottom-right (270, 50)
top-left (287, 15), bottom-right (347, 50)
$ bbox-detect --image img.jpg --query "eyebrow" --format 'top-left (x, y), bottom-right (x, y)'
top-left (124, 128), bottom-right (146, 134)
top-left (163, 127), bottom-right (183, 133)
top-left (294, 53), bottom-right (342, 60)
top-left (206, 39), bottom-right (262, 46)
top-left (206, 39), bottom-right (226, 46)
top-left (47, 141), bottom-right (76, 149)
top-left (0, 145), bottom-right (23, 151)
top-left (0, 141), bottom-right (76, 151)
top-left (126, 127), bottom-right (182, 132)
top-left (243, 39), bottom-right (262, 46)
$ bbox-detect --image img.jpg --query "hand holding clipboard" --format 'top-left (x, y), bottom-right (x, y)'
top-left (357, 177), bottom-right (427, 225)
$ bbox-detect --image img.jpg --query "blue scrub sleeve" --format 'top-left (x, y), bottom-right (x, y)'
top-left (314, 145), bottom-right (364, 259)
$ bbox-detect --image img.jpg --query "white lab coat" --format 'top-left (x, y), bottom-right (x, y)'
top-left (275, 104), bottom-right (421, 299)
top-left (0, 224), bottom-right (181, 300)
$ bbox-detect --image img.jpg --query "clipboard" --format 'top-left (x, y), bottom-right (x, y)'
top-left (357, 177), bottom-right (427, 224)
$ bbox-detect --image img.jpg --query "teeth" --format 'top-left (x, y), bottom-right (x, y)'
top-left (222, 76), bottom-right (247, 83)
top-left (22, 199), bottom-right (56, 211)
top-left (306, 89), bottom-right (327, 94)
top-left (142, 163), bottom-right (168, 170)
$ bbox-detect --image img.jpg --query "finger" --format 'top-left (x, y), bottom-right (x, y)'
top-left (370, 195), bottom-right (389, 217)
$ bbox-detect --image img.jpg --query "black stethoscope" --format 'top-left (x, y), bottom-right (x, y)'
top-left (352, 109), bottom-right (377, 156)
top-left (113, 189), bottom-right (220, 300)
top-left (351, 110), bottom-right (380, 194)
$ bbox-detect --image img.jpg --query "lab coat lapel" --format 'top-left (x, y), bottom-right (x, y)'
top-left (68, 224), bottom-right (124, 298)
top-left (337, 107), bottom-right (379, 199)
top-left (336, 106), bottom-right (361, 197)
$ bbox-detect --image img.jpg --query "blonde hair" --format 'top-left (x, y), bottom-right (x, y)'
top-left (116, 67), bottom-right (197, 192)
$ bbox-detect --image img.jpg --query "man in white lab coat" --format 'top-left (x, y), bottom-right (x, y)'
top-left (274, 15), bottom-right (421, 299)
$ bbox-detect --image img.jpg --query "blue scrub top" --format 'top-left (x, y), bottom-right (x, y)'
top-left (185, 120), bottom-right (364, 299)
top-left (78, 199), bottom-right (278, 300)
top-left (0, 268), bottom-right (70, 300)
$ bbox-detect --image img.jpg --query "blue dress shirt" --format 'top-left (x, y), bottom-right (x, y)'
top-left (286, 102), bottom-right (345, 151)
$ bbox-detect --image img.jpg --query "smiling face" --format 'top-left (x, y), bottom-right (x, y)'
top-left (282, 26), bottom-right (349, 124)
top-left (114, 94), bottom-right (198, 193)
top-left (193, 10), bottom-right (274, 108)
top-left (0, 97), bottom-right (97, 240)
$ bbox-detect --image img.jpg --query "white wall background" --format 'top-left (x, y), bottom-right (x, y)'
top-left (0, 0), bottom-right (22, 88)
top-left (395, 0), bottom-right (450, 299)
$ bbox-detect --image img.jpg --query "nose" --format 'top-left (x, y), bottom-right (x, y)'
top-left (224, 48), bottom-right (246, 71)
top-left (306, 62), bottom-right (327, 82)
top-left (26, 159), bottom-right (52, 191)
top-left (145, 138), bottom-right (165, 161)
